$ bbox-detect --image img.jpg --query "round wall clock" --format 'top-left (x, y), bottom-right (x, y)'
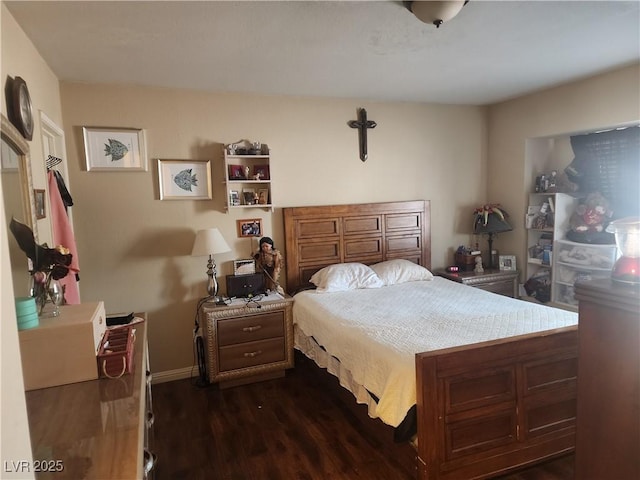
top-left (12, 76), bottom-right (34, 141)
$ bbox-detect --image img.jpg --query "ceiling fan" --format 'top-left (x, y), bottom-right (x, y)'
top-left (404, 1), bottom-right (470, 28)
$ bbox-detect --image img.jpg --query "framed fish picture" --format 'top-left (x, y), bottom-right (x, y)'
top-left (157, 159), bottom-right (212, 200)
top-left (83, 127), bottom-right (148, 171)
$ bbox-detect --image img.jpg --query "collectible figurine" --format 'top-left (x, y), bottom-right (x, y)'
top-left (474, 255), bottom-right (484, 273)
top-left (254, 237), bottom-right (284, 295)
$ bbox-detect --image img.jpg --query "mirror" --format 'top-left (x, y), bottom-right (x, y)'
top-left (1, 113), bottom-right (38, 296)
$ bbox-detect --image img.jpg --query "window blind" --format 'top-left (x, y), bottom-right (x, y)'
top-left (568, 126), bottom-right (640, 218)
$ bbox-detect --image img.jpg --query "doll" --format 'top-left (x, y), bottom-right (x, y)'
top-left (253, 237), bottom-right (284, 295)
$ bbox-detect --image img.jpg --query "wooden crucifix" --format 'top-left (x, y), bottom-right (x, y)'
top-left (348, 108), bottom-right (377, 162)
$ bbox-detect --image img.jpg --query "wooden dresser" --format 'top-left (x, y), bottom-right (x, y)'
top-left (200, 294), bottom-right (294, 388)
top-left (574, 279), bottom-right (640, 479)
top-left (24, 315), bottom-right (155, 479)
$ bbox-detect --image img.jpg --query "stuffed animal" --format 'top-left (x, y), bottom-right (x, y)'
top-left (569, 192), bottom-right (613, 234)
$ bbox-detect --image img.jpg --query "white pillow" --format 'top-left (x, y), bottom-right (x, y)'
top-left (309, 263), bottom-right (384, 293)
top-left (370, 259), bottom-right (433, 286)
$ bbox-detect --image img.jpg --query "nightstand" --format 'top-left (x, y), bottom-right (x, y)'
top-left (436, 269), bottom-right (519, 298)
top-left (199, 293), bottom-right (294, 388)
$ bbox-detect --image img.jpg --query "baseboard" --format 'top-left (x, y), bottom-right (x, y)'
top-left (151, 366), bottom-right (193, 384)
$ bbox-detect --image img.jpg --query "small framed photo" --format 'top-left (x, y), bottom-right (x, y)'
top-left (34, 189), bottom-right (46, 219)
top-left (228, 164), bottom-right (244, 180)
top-left (242, 188), bottom-right (256, 205)
top-left (158, 159), bottom-right (212, 200)
top-left (253, 164), bottom-right (270, 180)
top-left (237, 218), bottom-right (262, 238)
top-left (257, 188), bottom-right (269, 205)
top-left (83, 127), bottom-right (147, 171)
top-left (229, 190), bottom-right (240, 206)
top-left (499, 255), bottom-right (516, 271)
top-left (234, 259), bottom-right (256, 275)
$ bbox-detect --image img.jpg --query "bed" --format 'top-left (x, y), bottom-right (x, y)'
top-left (283, 200), bottom-right (579, 480)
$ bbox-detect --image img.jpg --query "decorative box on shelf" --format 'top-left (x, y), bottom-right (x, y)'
top-left (455, 252), bottom-right (480, 271)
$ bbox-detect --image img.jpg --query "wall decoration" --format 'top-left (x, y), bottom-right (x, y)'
top-left (499, 255), bottom-right (517, 271)
top-left (237, 218), bottom-right (262, 238)
top-left (83, 127), bottom-right (147, 171)
top-left (158, 159), bottom-right (212, 200)
top-left (34, 189), bottom-right (46, 219)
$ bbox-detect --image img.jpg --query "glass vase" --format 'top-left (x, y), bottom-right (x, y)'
top-left (30, 273), bottom-right (63, 318)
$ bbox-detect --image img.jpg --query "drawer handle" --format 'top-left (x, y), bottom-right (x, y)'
top-left (243, 350), bottom-right (262, 358)
top-left (147, 411), bottom-right (155, 428)
top-left (242, 325), bottom-right (262, 333)
top-left (143, 449), bottom-right (157, 475)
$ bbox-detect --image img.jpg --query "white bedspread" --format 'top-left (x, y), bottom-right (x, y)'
top-left (293, 277), bottom-right (578, 428)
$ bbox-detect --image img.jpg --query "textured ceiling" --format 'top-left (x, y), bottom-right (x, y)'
top-left (5, 1), bottom-right (640, 105)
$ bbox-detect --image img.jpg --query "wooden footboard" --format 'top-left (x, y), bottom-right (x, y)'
top-left (416, 326), bottom-right (578, 480)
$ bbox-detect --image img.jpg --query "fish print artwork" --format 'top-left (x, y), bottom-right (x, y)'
top-left (104, 139), bottom-right (129, 161)
top-left (173, 169), bottom-right (198, 191)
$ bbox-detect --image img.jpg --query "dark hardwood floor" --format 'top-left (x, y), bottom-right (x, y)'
top-left (151, 352), bottom-right (574, 479)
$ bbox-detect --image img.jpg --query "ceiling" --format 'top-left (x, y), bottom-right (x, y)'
top-left (5, 1), bottom-right (640, 106)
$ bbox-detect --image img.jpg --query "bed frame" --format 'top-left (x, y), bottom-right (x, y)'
top-left (283, 200), bottom-right (577, 480)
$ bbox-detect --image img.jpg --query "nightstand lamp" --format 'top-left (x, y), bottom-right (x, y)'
top-left (473, 204), bottom-right (513, 269)
top-left (191, 228), bottom-right (231, 304)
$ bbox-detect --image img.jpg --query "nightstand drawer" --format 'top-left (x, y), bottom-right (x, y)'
top-left (217, 311), bottom-right (284, 346)
top-left (219, 338), bottom-right (285, 371)
top-left (476, 280), bottom-right (515, 297)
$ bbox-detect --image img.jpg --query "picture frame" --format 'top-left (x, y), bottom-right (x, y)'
top-left (157, 159), bottom-right (212, 200)
top-left (83, 126), bottom-right (147, 171)
top-left (1, 138), bottom-right (19, 171)
top-left (253, 164), bottom-right (270, 180)
top-left (34, 189), bottom-right (46, 219)
top-left (242, 188), bottom-right (256, 205)
top-left (237, 218), bottom-right (262, 238)
top-left (499, 255), bottom-right (517, 271)
top-left (234, 259), bottom-right (256, 275)
top-left (228, 164), bottom-right (244, 180)
top-left (229, 190), bottom-right (240, 206)
top-left (257, 188), bottom-right (269, 205)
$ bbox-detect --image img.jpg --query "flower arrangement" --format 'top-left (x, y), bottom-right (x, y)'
top-left (10, 218), bottom-right (75, 314)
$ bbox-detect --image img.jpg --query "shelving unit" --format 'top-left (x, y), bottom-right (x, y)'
top-left (224, 147), bottom-right (273, 212)
top-left (524, 192), bottom-right (578, 307)
top-left (524, 192), bottom-right (618, 311)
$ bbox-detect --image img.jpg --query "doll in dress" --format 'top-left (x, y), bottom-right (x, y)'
top-left (254, 237), bottom-right (284, 295)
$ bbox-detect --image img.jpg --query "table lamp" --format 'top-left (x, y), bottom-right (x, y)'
top-left (191, 228), bottom-right (231, 303)
top-left (473, 205), bottom-right (513, 269)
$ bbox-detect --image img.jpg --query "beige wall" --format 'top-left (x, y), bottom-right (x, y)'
top-left (1, 3), bottom-right (51, 476)
top-left (60, 83), bottom-right (487, 374)
top-left (487, 64), bottom-right (640, 274)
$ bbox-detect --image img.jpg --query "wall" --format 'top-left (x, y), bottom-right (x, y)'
top-left (60, 83), bottom-right (487, 375)
top-left (1, 3), bottom-right (59, 476)
top-left (487, 64), bottom-right (640, 275)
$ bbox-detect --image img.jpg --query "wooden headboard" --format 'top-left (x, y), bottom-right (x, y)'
top-left (282, 200), bottom-right (431, 294)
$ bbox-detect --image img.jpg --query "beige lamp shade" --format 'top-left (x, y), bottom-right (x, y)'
top-left (191, 228), bottom-right (231, 257)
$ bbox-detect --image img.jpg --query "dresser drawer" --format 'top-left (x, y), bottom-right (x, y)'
top-left (218, 311), bottom-right (284, 346)
top-left (219, 337), bottom-right (285, 371)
